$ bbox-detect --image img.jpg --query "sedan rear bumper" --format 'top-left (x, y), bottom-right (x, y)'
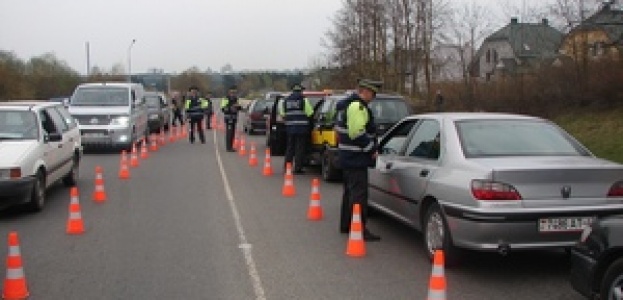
top-left (0, 177), bottom-right (35, 209)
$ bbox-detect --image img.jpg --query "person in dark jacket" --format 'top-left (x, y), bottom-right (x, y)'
top-left (184, 86), bottom-right (208, 144)
top-left (336, 79), bottom-right (383, 241)
top-left (171, 94), bottom-right (184, 127)
top-left (279, 84), bottom-right (313, 173)
top-left (220, 85), bottom-right (242, 151)
top-left (204, 91), bottom-right (213, 130)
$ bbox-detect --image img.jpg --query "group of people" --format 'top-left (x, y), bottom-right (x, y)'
top-left (172, 79), bottom-right (383, 242)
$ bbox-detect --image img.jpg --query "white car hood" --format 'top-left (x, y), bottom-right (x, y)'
top-left (68, 106), bottom-right (130, 115)
top-left (0, 141), bottom-right (38, 167)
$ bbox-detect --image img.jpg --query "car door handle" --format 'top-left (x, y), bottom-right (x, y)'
top-left (420, 169), bottom-right (430, 177)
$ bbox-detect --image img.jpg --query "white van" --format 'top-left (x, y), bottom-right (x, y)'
top-left (68, 82), bottom-right (148, 149)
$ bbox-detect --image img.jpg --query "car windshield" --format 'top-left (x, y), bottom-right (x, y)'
top-left (71, 87), bottom-right (129, 106)
top-left (145, 95), bottom-right (162, 108)
top-left (0, 111), bottom-right (38, 140)
top-left (368, 99), bottom-right (410, 123)
top-left (456, 119), bottom-right (589, 158)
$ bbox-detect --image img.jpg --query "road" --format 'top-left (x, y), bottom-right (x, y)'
top-left (0, 126), bottom-right (584, 300)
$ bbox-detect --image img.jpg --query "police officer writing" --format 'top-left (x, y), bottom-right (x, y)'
top-left (279, 84), bottom-right (313, 174)
top-left (184, 86), bottom-right (208, 144)
top-left (220, 85), bottom-right (241, 152)
top-left (337, 79), bottom-right (382, 242)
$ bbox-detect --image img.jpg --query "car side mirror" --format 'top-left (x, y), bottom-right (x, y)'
top-left (46, 132), bottom-right (62, 143)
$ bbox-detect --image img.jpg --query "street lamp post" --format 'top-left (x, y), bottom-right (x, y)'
top-left (127, 39), bottom-right (136, 83)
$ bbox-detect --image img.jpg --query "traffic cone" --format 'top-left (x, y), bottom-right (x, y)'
top-left (66, 187), bottom-right (85, 235)
top-left (140, 140), bottom-right (149, 160)
top-left (248, 142), bottom-right (258, 167)
top-left (150, 134), bottom-right (159, 152)
top-left (2, 231), bottom-right (29, 300)
top-left (92, 166), bottom-right (107, 203)
top-left (178, 124), bottom-right (185, 139)
top-left (262, 148), bottom-right (273, 176)
top-left (169, 126), bottom-right (177, 143)
top-left (238, 135), bottom-right (247, 156)
top-left (211, 114), bottom-right (216, 129)
top-left (233, 132), bottom-right (240, 150)
top-left (130, 143), bottom-right (140, 168)
top-left (159, 130), bottom-right (166, 146)
top-left (307, 178), bottom-right (323, 221)
top-left (282, 162), bottom-right (296, 197)
top-left (118, 150), bottom-right (130, 180)
top-left (346, 204), bottom-right (366, 257)
top-left (427, 250), bottom-right (447, 300)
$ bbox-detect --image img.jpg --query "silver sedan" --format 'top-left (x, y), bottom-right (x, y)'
top-left (369, 113), bottom-right (623, 264)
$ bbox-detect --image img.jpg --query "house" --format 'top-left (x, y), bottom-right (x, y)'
top-left (559, 2), bottom-right (623, 61)
top-left (471, 18), bottom-right (563, 81)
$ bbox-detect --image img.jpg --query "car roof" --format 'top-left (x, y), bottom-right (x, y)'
top-left (404, 112), bottom-right (543, 122)
top-left (0, 101), bottom-right (61, 111)
top-left (77, 82), bottom-right (140, 88)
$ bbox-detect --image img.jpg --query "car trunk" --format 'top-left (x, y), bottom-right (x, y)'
top-left (473, 156), bottom-right (623, 206)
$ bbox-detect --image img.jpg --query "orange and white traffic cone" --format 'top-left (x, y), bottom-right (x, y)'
top-left (159, 130), bottom-right (166, 146)
top-left (282, 162), bottom-right (296, 197)
top-left (92, 166), bottom-right (107, 203)
top-left (211, 114), bottom-right (216, 129)
top-left (118, 150), bottom-right (130, 180)
top-left (346, 204), bottom-right (366, 257)
top-left (233, 132), bottom-right (240, 150)
top-left (307, 178), bottom-right (323, 221)
top-left (238, 135), bottom-right (247, 156)
top-left (262, 148), bottom-right (273, 176)
top-left (66, 187), bottom-right (85, 235)
top-left (140, 140), bottom-right (149, 160)
top-left (178, 124), bottom-right (185, 139)
top-left (248, 142), bottom-right (258, 167)
top-left (2, 231), bottom-right (29, 300)
top-left (130, 143), bottom-right (140, 168)
top-left (169, 126), bottom-right (177, 143)
top-left (427, 250), bottom-right (447, 300)
top-left (150, 134), bottom-right (159, 152)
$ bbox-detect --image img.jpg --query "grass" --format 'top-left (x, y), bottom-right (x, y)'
top-left (554, 108), bottom-right (623, 164)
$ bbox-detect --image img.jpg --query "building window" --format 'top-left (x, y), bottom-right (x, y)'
top-left (493, 50), bottom-right (499, 63)
top-left (486, 49), bottom-right (491, 63)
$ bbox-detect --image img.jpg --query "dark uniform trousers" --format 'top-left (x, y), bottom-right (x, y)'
top-left (205, 112), bottom-right (212, 129)
top-left (225, 118), bottom-right (237, 150)
top-left (189, 117), bottom-right (205, 143)
top-left (172, 109), bottom-right (184, 126)
top-left (285, 132), bottom-right (307, 171)
top-left (340, 167), bottom-right (369, 231)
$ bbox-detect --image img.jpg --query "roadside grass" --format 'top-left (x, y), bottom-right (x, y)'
top-left (554, 108), bottom-right (623, 164)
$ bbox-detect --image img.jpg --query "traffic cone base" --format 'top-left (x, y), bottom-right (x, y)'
top-left (3, 232), bottom-right (29, 300)
top-left (262, 149), bottom-right (273, 176)
top-left (346, 204), bottom-right (366, 257)
top-left (119, 151), bottom-right (131, 180)
top-left (67, 187), bottom-right (85, 235)
top-left (427, 250), bottom-right (447, 300)
top-left (307, 178), bottom-right (323, 221)
top-left (248, 143), bottom-right (258, 167)
top-left (282, 163), bottom-right (296, 197)
top-left (92, 166), bottom-right (107, 203)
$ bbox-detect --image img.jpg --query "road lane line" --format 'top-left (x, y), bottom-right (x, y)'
top-left (213, 130), bottom-right (267, 300)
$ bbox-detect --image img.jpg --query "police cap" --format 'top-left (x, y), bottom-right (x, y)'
top-left (228, 85), bottom-right (238, 92)
top-left (188, 86), bottom-right (199, 92)
top-left (357, 79), bottom-right (383, 94)
top-left (291, 83), bottom-right (305, 92)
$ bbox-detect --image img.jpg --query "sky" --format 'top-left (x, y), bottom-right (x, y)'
top-left (1, 0), bottom-right (553, 75)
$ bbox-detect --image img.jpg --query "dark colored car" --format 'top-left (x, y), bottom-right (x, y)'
top-left (265, 91), bottom-right (327, 156)
top-left (309, 94), bottom-right (413, 181)
top-left (242, 99), bottom-right (268, 135)
top-left (571, 216), bottom-right (623, 300)
top-left (145, 92), bottom-right (171, 133)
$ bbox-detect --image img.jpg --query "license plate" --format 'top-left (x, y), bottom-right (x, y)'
top-left (538, 217), bottom-right (594, 232)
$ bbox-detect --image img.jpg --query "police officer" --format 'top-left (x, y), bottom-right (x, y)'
top-left (336, 79), bottom-right (382, 242)
top-left (204, 91), bottom-right (213, 130)
top-left (171, 94), bottom-right (185, 127)
top-left (220, 85), bottom-right (241, 151)
top-left (184, 86), bottom-right (208, 144)
top-left (279, 83), bottom-right (313, 174)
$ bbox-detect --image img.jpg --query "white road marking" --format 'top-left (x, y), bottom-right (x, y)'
top-left (213, 129), bottom-right (267, 300)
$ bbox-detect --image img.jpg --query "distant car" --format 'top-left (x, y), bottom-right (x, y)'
top-left (0, 101), bottom-right (82, 211)
top-left (265, 91), bottom-right (328, 156)
top-left (309, 94), bottom-right (413, 181)
top-left (144, 91), bottom-right (171, 133)
top-left (570, 216), bottom-right (623, 300)
top-left (368, 112), bottom-right (623, 264)
top-left (242, 99), bottom-right (268, 135)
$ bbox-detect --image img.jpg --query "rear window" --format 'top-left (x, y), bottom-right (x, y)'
top-left (368, 99), bottom-right (410, 123)
top-left (71, 87), bottom-right (129, 106)
top-left (456, 119), bottom-right (589, 158)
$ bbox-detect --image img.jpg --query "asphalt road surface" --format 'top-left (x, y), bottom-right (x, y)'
top-left (0, 126), bottom-right (585, 300)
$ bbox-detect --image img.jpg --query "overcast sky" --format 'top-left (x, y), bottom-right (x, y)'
top-left (1, 0), bottom-right (551, 75)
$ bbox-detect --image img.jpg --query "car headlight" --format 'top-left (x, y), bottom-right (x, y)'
top-left (110, 116), bottom-right (130, 126)
top-left (0, 167), bottom-right (22, 179)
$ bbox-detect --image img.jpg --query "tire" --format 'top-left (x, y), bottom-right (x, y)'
top-left (321, 150), bottom-right (341, 182)
top-left (600, 258), bottom-right (623, 300)
top-left (62, 154), bottom-right (80, 187)
top-left (27, 170), bottom-right (46, 212)
top-left (423, 202), bottom-right (461, 266)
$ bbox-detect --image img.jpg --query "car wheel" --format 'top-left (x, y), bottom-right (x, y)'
top-left (600, 258), bottom-right (623, 300)
top-left (424, 202), bottom-right (461, 265)
top-left (321, 150), bottom-right (341, 182)
top-left (27, 170), bottom-right (46, 212)
top-left (62, 154), bottom-right (80, 187)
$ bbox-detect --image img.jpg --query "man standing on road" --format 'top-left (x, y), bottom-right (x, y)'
top-left (204, 91), bottom-right (213, 130)
top-left (279, 83), bottom-right (313, 174)
top-left (184, 86), bottom-right (208, 144)
top-left (221, 85), bottom-right (241, 152)
top-left (336, 79), bottom-right (382, 242)
top-left (171, 94), bottom-right (185, 127)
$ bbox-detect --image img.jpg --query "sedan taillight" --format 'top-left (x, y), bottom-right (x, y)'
top-left (607, 181), bottom-right (623, 197)
top-left (471, 180), bottom-right (522, 201)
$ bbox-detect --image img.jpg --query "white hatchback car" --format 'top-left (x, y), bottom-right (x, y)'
top-left (0, 101), bottom-right (82, 211)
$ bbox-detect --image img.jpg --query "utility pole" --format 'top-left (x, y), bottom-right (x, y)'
top-left (127, 39), bottom-right (136, 83)
top-left (85, 42), bottom-right (91, 78)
